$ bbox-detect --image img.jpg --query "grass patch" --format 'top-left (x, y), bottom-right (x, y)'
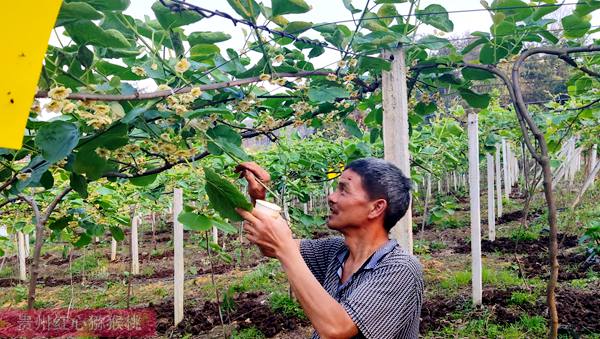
top-left (439, 268), bottom-right (522, 292)
top-left (231, 327), bottom-right (265, 339)
top-left (69, 252), bottom-right (107, 275)
top-left (414, 240), bottom-right (447, 255)
top-left (0, 265), bottom-right (14, 278)
top-left (509, 227), bottom-right (539, 241)
top-left (429, 314), bottom-right (547, 338)
top-left (227, 261), bottom-right (285, 294)
top-left (509, 291), bottom-right (537, 306)
top-left (268, 292), bottom-right (306, 320)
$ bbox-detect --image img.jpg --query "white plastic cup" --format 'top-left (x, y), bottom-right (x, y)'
top-left (255, 199), bottom-right (282, 219)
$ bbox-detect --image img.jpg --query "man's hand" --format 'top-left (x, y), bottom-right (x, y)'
top-left (234, 162), bottom-right (271, 203)
top-left (235, 207), bottom-right (295, 260)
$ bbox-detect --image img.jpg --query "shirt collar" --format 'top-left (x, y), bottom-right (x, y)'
top-left (335, 238), bottom-right (398, 277)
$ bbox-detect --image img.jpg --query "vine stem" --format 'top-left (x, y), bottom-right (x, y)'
top-left (205, 231), bottom-right (227, 338)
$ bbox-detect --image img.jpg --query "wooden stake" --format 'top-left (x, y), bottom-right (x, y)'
top-left (173, 188), bottom-right (184, 326)
top-left (486, 154), bottom-right (496, 241)
top-left (468, 112), bottom-right (482, 305)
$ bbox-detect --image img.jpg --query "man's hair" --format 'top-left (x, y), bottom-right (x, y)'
top-left (345, 157), bottom-right (412, 232)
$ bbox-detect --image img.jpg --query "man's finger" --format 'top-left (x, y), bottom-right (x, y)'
top-left (236, 208), bottom-right (261, 225)
top-left (235, 162), bottom-right (271, 182)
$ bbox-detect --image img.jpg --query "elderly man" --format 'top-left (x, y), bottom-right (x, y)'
top-left (235, 157), bottom-right (423, 339)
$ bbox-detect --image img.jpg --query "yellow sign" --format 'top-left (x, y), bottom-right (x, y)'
top-left (0, 1), bottom-right (62, 149)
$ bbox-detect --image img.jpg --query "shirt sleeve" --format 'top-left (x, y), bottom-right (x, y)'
top-left (341, 259), bottom-right (424, 339)
top-left (299, 236), bottom-right (344, 285)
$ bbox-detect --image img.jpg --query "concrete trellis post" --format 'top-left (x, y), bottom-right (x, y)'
top-left (486, 154), bottom-right (496, 241)
top-left (173, 188), bottom-right (184, 326)
top-left (382, 47), bottom-right (412, 253)
top-left (467, 113), bottom-right (482, 305)
top-left (24, 233), bottom-right (30, 258)
top-left (502, 139), bottom-right (510, 199)
top-left (111, 237), bottom-right (117, 261)
top-left (591, 144), bottom-right (598, 185)
top-left (17, 231), bottom-right (27, 281)
top-left (212, 226), bottom-right (218, 244)
top-left (131, 215), bottom-right (139, 275)
top-left (495, 145), bottom-right (503, 218)
top-left (437, 180), bottom-right (441, 193)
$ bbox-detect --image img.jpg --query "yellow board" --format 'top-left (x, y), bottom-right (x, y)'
top-left (0, 1), bottom-right (62, 150)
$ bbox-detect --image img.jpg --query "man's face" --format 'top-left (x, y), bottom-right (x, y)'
top-left (327, 169), bottom-right (374, 229)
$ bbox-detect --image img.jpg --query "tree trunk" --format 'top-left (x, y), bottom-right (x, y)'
top-left (27, 218), bottom-right (44, 309)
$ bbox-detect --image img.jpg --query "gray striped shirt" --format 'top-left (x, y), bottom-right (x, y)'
top-left (299, 236), bottom-right (423, 339)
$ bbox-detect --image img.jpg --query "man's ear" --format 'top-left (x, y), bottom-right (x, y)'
top-left (368, 199), bottom-right (387, 220)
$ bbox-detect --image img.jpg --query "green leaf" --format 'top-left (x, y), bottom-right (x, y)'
top-left (95, 61), bottom-right (143, 80)
top-left (417, 35), bottom-right (450, 50)
top-left (66, 0), bottom-right (130, 11)
top-left (343, 119), bottom-right (363, 138)
top-left (362, 12), bottom-right (390, 32)
top-left (460, 88), bottom-right (491, 109)
top-left (49, 217), bottom-right (72, 231)
top-left (531, 2), bottom-right (560, 21)
top-left (227, 0), bottom-right (261, 21)
top-left (575, 76), bottom-right (593, 94)
top-left (78, 45), bottom-right (94, 68)
top-left (308, 86), bottom-right (349, 103)
top-left (272, 0), bottom-right (311, 16)
top-left (377, 4), bottom-right (398, 26)
top-left (109, 226), bottom-right (125, 241)
top-left (40, 170), bottom-right (54, 190)
top-left (415, 4), bottom-right (454, 32)
top-left (35, 121), bottom-right (79, 164)
top-left (369, 127), bottom-right (380, 143)
top-left (65, 20), bottom-right (131, 48)
top-left (151, 1), bottom-right (203, 29)
top-left (562, 14), bottom-right (591, 38)
top-left (285, 21), bottom-right (313, 34)
top-left (190, 44), bottom-right (221, 62)
top-left (188, 32), bottom-right (232, 45)
top-left (479, 42), bottom-right (509, 64)
top-left (211, 217), bottom-right (238, 234)
top-left (204, 167), bottom-right (253, 222)
top-left (414, 102), bottom-right (437, 116)
top-left (70, 172), bottom-right (88, 199)
top-left (491, 21), bottom-right (515, 36)
top-left (574, 0), bottom-right (600, 16)
top-left (74, 233), bottom-right (92, 248)
top-left (130, 174), bottom-right (158, 187)
top-left (358, 56), bottom-right (391, 73)
top-left (77, 123), bottom-right (129, 151)
top-left (178, 212), bottom-right (212, 231)
top-left (461, 67), bottom-right (496, 80)
top-left (342, 0), bottom-right (361, 13)
top-left (490, 0), bottom-right (533, 21)
top-left (206, 125), bottom-right (249, 161)
top-left (73, 149), bottom-right (107, 180)
top-left (57, 2), bottom-right (104, 26)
